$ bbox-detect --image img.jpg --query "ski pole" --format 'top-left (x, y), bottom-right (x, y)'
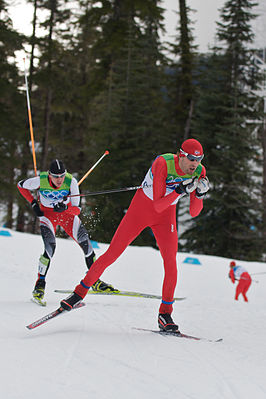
top-left (64, 185), bottom-right (143, 200)
top-left (250, 272), bottom-right (266, 276)
top-left (78, 150), bottom-right (109, 186)
top-left (24, 57), bottom-right (37, 176)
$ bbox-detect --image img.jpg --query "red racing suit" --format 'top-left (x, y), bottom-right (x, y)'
top-left (229, 265), bottom-right (252, 302)
top-left (74, 153), bottom-right (206, 314)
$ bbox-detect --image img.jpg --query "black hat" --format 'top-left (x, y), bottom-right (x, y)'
top-left (49, 159), bottom-right (66, 176)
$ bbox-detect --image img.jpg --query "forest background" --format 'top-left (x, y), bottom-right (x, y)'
top-left (1, 0), bottom-right (266, 261)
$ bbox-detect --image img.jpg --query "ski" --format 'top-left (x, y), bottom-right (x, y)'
top-left (26, 302), bottom-right (85, 330)
top-left (133, 327), bottom-right (223, 342)
top-left (54, 289), bottom-right (186, 301)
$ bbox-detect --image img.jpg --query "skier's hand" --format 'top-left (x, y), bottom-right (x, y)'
top-left (53, 202), bottom-right (67, 213)
top-left (175, 177), bottom-right (198, 195)
top-left (196, 176), bottom-right (209, 199)
top-left (31, 199), bottom-right (44, 217)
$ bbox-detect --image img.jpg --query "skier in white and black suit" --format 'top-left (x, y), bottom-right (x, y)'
top-left (18, 159), bottom-right (118, 305)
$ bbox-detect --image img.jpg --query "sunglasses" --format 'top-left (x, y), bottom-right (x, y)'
top-left (180, 148), bottom-right (204, 162)
top-left (49, 172), bottom-right (66, 179)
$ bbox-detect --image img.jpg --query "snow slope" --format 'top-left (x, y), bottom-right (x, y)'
top-left (1, 228), bottom-right (266, 399)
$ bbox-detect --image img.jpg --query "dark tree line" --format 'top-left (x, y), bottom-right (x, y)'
top-left (1, 0), bottom-right (265, 260)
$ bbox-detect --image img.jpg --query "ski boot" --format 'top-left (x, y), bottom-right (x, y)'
top-left (158, 313), bottom-right (179, 332)
top-left (60, 292), bottom-right (83, 311)
top-left (91, 279), bottom-right (119, 293)
top-left (32, 280), bottom-right (47, 307)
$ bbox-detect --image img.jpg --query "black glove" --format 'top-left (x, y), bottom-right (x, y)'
top-left (31, 199), bottom-right (44, 217)
top-left (175, 177), bottom-right (198, 195)
top-left (53, 202), bottom-right (67, 213)
top-left (195, 177), bottom-right (209, 199)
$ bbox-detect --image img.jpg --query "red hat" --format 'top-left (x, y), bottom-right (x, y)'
top-left (230, 261), bottom-right (236, 267)
top-left (180, 139), bottom-right (203, 157)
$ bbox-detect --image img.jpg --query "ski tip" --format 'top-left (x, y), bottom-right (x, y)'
top-left (25, 302), bottom-right (85, 331)
top-left (26, 324), bottom-right (36, 330)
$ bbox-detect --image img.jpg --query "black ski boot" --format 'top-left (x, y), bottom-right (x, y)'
top-left (158, 313), bottom-right (179, 332)
top-left (60, 292), bottom-right (83, 311)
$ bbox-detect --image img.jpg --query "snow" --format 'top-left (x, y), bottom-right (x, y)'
top-left (1, 228), bottom-right (266, 399)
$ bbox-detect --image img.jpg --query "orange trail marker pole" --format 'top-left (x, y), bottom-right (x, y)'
top-left (78, 150), bottom-right (109, 186)
top-left (24, 57), bottom-right (37, 176)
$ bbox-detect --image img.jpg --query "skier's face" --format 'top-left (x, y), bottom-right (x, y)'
top-left (179, 155), bottom-right (200, 175)
top-left (50, 175), bottom-right (65, 188)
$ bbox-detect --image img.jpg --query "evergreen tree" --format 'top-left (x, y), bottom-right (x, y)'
top-left (16, 0), bottom-right (40, 232)
top-left (165, 0), bottom-right (196, 149)
top-left (164, 0), bottom-right (197, 231)
top-left (13, 0), bottom-right (75, 233)
top-left (180, 0), bottom-right (263, 261)
top-left (53, 0), bottom-right (107, 174)
top-left (79, 0), bottom-right (167, 245)
top-left (0, 0), bottom-right (26, 228)
top-left (31, 0), bottom-right (73, 170)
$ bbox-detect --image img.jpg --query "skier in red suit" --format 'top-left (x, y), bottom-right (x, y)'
top-left (229, 261), bottom-right (252, 302)
top-left (60, 139), bottom-right (210, 332)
